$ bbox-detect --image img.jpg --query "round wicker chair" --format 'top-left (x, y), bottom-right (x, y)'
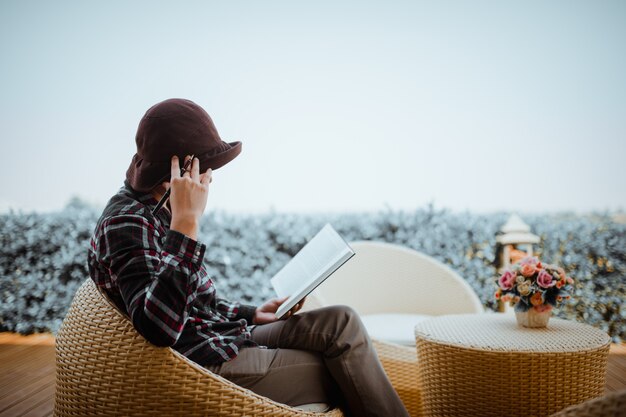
top-left (550, 390), bottom-right (626, 417)
top-left (303, 240), bottom-right (486, 417)
top-left (548, 389), bottom-right (626, 417)
top-left (54, 279), bottom-right (345, 417)
top-left (308, 240), bottom-right (484, 317)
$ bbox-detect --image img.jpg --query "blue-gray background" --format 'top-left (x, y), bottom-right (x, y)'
top-left (1, 0), bottom-right (625, 214)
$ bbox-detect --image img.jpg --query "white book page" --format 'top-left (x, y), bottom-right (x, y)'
top-left (270, 224), bottom-right (354, 318)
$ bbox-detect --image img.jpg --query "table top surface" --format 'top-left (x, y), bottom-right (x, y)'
top-left (414, 313), bottom-right (611, 353)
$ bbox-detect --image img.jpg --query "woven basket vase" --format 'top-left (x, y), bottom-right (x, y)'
top-left (515, 307), bottom-right (552, 328)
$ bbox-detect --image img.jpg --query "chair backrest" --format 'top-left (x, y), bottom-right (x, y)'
top-left (55, 279), bottom-right (343, 417)
top-left (548, 389), bottom-right (626, 417)
top-left (309, 240), bottom-right (484, 316)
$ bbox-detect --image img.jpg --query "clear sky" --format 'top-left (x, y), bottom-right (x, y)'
top-left (1, 0), bottom-right (625, 215)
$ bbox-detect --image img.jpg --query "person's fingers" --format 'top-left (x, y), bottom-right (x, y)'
top-left (200, 168), bottom-right (212, 186)
top-left (182, 155), bottom-right (192, 177)
top-left (191, 157), bottom-right (200, 180)
top-left (171, 156), bottom-right (181, 179)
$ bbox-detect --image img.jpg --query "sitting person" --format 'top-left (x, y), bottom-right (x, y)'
top-left (87, 98), bottom-right (409, 417)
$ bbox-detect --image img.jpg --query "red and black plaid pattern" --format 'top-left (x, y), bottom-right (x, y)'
top-left (88, 181), bottom-right (258, 366)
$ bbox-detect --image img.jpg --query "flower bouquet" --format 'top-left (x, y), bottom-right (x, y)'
top-left (495, 256), bottom-right (575, 328)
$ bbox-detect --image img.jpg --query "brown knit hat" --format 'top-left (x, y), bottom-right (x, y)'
top-left (125, 98), bottom-right (242, 192)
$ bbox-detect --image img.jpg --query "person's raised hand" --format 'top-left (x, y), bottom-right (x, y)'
top-left (169, 155), bottom-right (212, 240)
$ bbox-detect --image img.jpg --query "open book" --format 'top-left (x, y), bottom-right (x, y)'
top-left (270, 224), bottom-right (355, 319)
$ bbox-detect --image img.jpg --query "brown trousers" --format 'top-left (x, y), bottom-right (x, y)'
top-left (206, 305), bottom-right (409, 417)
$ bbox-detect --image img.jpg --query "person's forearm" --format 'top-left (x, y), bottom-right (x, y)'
top-left (170, 217), bottom-right (199, 240)
top-left (215, 297), bottom-right (257, 323)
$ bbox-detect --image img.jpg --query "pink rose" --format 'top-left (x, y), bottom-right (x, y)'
top-left (520, 263), bottom-right (536, 278)
top-left (537, 269), bottom-right (556, 288)
top-left (520, 256), bottom-right (539, 266)
top-left (498, 271), bottom-right (516, 290)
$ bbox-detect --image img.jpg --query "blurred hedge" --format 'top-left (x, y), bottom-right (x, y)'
top-left (1, 201), bottom-right (624, 342)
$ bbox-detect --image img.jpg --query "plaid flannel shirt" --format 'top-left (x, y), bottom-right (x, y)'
top-left (87, 181), bottom-right (259, 366)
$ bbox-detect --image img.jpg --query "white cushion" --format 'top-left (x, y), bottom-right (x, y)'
top-left (294, 403), bottom-right (331, 412)
top-left (361, 313), bottom-right (432, 346)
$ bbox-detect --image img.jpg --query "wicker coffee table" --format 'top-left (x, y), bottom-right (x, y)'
top-left (414, 314), bottom-right (611, 417)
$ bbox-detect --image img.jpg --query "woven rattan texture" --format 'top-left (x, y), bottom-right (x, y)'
top-left (414, 314), bottom-right (611, 352)
top-left (372, 339), bottom-right (423, 417)
top-left (54, 279), bottom-right (345, 417)
top-left (414, 314), bottom-right (611, 417)
top-left (549, 389), bottom-right (626, 417)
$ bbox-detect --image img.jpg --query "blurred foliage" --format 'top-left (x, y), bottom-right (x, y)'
top-left (1, 203), bottom-right (624, 342)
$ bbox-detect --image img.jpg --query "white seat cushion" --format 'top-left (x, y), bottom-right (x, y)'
top-left (294, 403), bottom-right (331, 412)
top-left (361, 313), bottom-right (432, 346)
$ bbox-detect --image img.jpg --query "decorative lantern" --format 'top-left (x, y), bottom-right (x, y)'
top-left (495, 214), bottom-right (540, 312)
top-left (496, 214), bottom-right (540, 272)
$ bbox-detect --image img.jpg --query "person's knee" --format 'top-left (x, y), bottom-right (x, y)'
top-left (322, 305), bottom-right (367, 335)
top-left (321, 304), bottom-right (357, 321)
